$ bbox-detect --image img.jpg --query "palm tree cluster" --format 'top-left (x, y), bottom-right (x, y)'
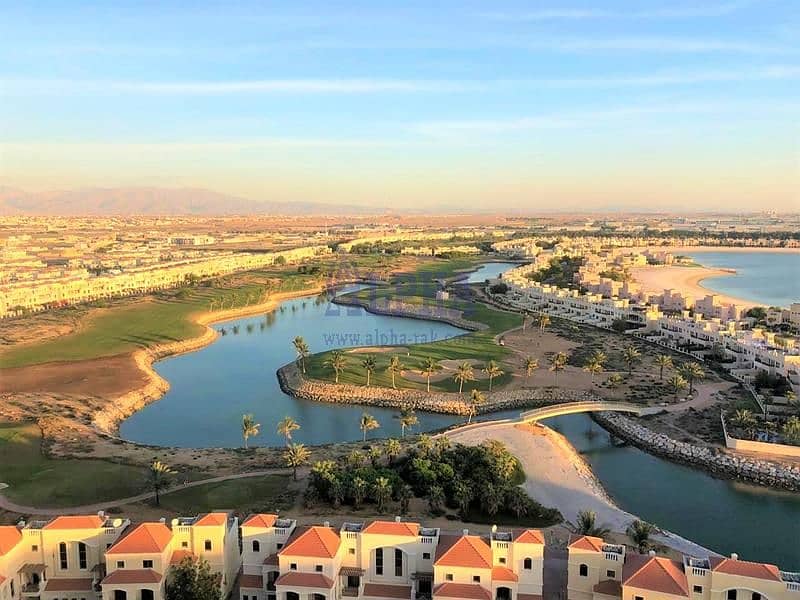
top-left (583, 350), bottom-right (606, 384)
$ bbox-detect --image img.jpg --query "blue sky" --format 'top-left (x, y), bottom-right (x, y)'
top-left (1, 1), bottom-right (798, 212)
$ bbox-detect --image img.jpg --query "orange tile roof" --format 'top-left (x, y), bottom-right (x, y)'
top-left (0, 575), bottom-right (6, 585)
top-left (492, 565), bottom-right (519, 582)
top-left (263, 553), bottom-right (279, 566)
top-left (106, 522), bottom-right (172, 555)
top-left (434, 535), bottom-right (492, 569)
top-left (43, 578), bottom-right (94, 591)
top-left (194, 512), bottom-right (229, 527)
top-left (514, 529), bottom-right (546, 545)
top-left (43, 515), bottom-right (105, 530)
top-left (279, 526), bottom-right (340, 558)
top-left (102, 569), bottom-right (163, 585)
top-left (170, 549), bottom-right (196, 564)
top-left (433, 582), bottom-right (491, 600)
top-left (0, 526), bottom-right (22, 556)
top-left (242, 514), bottom-right (278, 528)
top-left (624, 555), bottom-right (688, 597)
top-left (363, 583), bottom-right (413, 599)
top-left (710, 557), bottom-right (781, 581)
top-left (363, 520), bottom-right (420, 537)
top-left (568, 535), bottom-right (604, 552)
top-left (274, 571), bottom-right (334, 589)
top-left (239, 573), bottom-right (263, 589)
top-left (594, 579), bottom-right (622, 596)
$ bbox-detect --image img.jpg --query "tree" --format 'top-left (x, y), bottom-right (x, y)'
top-left (606, 374), bottom-right (623, 388)
top-left (524, 357), bottom-right (539, 381)
top-left (372, 477), bottom-right (392, 512)
top-left (360, 412), bottom-right (380, 442)
top-left (622, 345), bottom-right (641, 375)
top-left (483, 360), bottom-right (504, 392)
top-left (361, 355), bottom-right (377, 387)
top-left (399, 484), bottom-right (413, 515)
top-left (416, 434), bottom-right (433, 457)
top-left (505, 487), bottom-right (530, 519)
top-left (538, 313), bottom-right (551, 332)
top-left (627, 520), bottom-right (657, 553)
top-left (351, 477), bottom-right (368, 509)
top-left (387, 355), bottom-right (405, 390)
top-left (325, 350), bottom-right (347, 383)
top-left (148, 460), bottom-right (176, 506)
top-left (655, 354), bottom-right (673, 380)
top-left (385, 439), bottom-right (402, 464)
top-left (284, 443), bottom-right (310, 480)
top-left (668, 374), bottom-right (688, 400)
top-left (454, 362), bottom-right (475, 394)
top-left (420, 356), bottom-right (441, 393)
top-left (167, 556), bottom-right (221, 600)
top-left (583, 358), bottom-right (603, 383)
top-left (399, 409), bottom-right (418, 438)
top-left (241, 414), bottom-right (260, 449)
top-left (427, 484), bottom-right (445, 514)
top-left (292, 336), bottom-right (310, 373)
top-left (453, 480), bottom-right (473, 517)
top-left (467, 389), bottom-right (486, 424)
top-left (783, 416), bottom-right (800, 445)
top-left (590, 350), bottom-right (608, 368)
top-left (277, 416), bottom-right (301, 444)
top-left (575, 510), bottom-right (610, 537)
top-left (731, 408), bottom-right (757, 439)
top-left (347, 449), bottom-right (365, 469)
top-left (549, 352), bottom-right (568, 385)
top-left (679, 362), bottom-right (705, 395)
top-left (479, 483), bottom-right (502, 517)
top-left (368, 446), bottom-right (382, 468)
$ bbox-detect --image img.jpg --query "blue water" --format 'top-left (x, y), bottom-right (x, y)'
top-left (688, 251), bottom-right (799, 308)
top-left (460, 261), bottom-right (519, 283)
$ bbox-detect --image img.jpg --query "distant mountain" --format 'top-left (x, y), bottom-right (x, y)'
top-left (0, 186), bottom-right (371, 216)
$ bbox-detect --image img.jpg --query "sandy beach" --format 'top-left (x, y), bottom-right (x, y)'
top-left (630, 265), bottom-right (757, 308)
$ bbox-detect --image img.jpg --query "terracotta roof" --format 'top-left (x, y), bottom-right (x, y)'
top-left (170, 550), bottom-right (196, 564)
top-left (363, 582), bottom-right (413, 599)
top-left (514, 529), bottom-right (546, 545)
top-left (43, 515), bottom-right (105, 530)
top-left (433, 582), bottom-right (491, 600)
top-left (0, 575), bottom-right (5, 585)
top-left (102, 569), bottom-right (163, 585)
top-left (710, 557), bottom-right (781, 581)
top-left (594, 579), bottom-right (622, 596)
top-left (263, 553), bottom-right (279, 566)
top-left (194, 512), bottom-right (229, 527)
top-left (434, 535), bottom-right (492, 569)
top-left (492, 565), bottom-right (519, 582)
top-left (106, 522), bottom-right (172, 554)
top-left (274, 571), bottom-right (334, 589)
top-left (624, 555), bottom-right (688, 597)
top-left (242, 514), bottom-right (278, 529)
top-left (279, 526), bottom-right (340, 558)
top-left (0, 526), bottom-right (22, 556)
top-left (43, 578), bottom-right (94, 591)
top-left (568, 535), bottom-right (604, 552)
top-left (239, 573), bottom-right (263, 589)
top-left (363, 520), bottom-right (420, 537)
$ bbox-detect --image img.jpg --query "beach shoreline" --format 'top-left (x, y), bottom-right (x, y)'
top-left (630, 265), bottom-right (757, 309)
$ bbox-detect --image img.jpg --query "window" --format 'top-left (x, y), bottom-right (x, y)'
top-left (204, 540), bottom-right (212, 551)
top-left (78, 543), bottom-right (87, 569)
top-left (315, 565), bottom-right (323, 572)
top-left (276, 543), bottom-right (283, 549)
top-left (606, 570), bottom-right (616, 578)
top-left (31, 545), bottom-right (38, 552)
top-left (446, 574), bottom-right (453, 581)
top-left (59, 543), bottom-right (68, 570)
top-left (290, 563), bottom-right (297, 570)
top-left (728, 591), bottom-right (737, 600)
top-left (694, 586), bottom-right (703, 594)
top-left (252, 540), bottom-right (260, 553)
top-left (635, 596), bottom-right (644, 600)
top-left (499, 557), bottom-right (506, 564)
top-left (243, 596), bottom-right (248, 600)
top-left (143, 560), bottom-right (153, 569)
top-left (472, 575), bottom-right (481, 583)
top-left (116, 561), bottom-right (125, 569)
top-left (395, 548), bottom-right (403, 577)
top-left (579, 564), bottom-right (588, 577)
top-left (349, 548), bottom-right (355, 555)
top-left (141, 591), bottom-right (154, 600)
top-left (524, 558), bottom-right (532, 570)
top-left (752, 594), bottom-right (761, 600)
top-left (376, 548), bottom-right (384, 576)
top-left (422, 553), bottom-right (430, 560)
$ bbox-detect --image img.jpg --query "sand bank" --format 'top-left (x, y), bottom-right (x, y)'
top-left (630, 266), bottom-right (756, 308)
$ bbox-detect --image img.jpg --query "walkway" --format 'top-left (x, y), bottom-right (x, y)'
top-left (519, 401), bottom-right (658, 422)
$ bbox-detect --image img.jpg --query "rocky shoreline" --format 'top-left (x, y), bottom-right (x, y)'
top-left (332, 294), bottom-right (487, 331)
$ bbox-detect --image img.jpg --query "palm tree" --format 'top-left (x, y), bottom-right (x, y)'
top-left (399, 484), bottom-right (413, 515)
top-left (606, 373), bottom-right (623, 388)
top-left (679, 362), bottom-right (705, 395)
top-left (590, 350), bottom-right (608, 367)
top-left (368, 447), bottom-right (382, 467)
top-left (428, 485), bottom-right (445, 514)
top-left (387, 355), bottom-right (404, 390)
top-left (351, 476), bottom-right (367, 509)
top-left (506, 487), bottom-right (530, 518)
top-left (622, 346), bottom-right (641, 375)
top-left (538, 313), bottom-right (551, 332)
top-left (549, 352), bottom-right (568, 385)
top-left (655, 354), bottom-right (673, 380)
top-left (731, 409), bottom-right (757, 439)
top-left (453, 480), bottom-right (473, 517)
top-left (372, 477), bottom-right (392, 512)
top-left (277, 416), bottom-right (301, 444)
top-left (782, 416), bottom-right (800, 444)
top-left (420, 357), bottom-right (441, 393)
top-left (483, 360), bottom-right (504, 392)
top-left (292, 336), bottom-right (310, 373)
top-left (454, 362), bottom-right (475, 394)
top-left (284, 443), bottom-right (310, 481)
top-left (241, 414), bottom-right (260, 449)
top-left (627, 520), bottom-right (657, 553)
top-left (575, 510), bottom-right (610, 537)
top-left (324, 350), bottom-right (347, 383)
top-left (385, 439), bottom-right (401, 464)
top-left (416, 434), bottom-right (433, 457)
top-left (148, 460), bottom-right (176, 506)
top-left (668, 374), bottom-right (688, 400)
top-left (399, 409), bottom-right (418, 438)
top-left (361, 355), bottom-right (377, 387)
top-left (583, 358), bottom-right (603, 383)
top-left (360, 412), bottom-right (380, 442)
top-left (467, 389), bottom-right (486, 424)
top-left (524, 357), bottom-right (539, 382)
top-left (347, 449), bottom-right (365, 469)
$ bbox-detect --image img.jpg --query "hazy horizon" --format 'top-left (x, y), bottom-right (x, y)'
top-left (1, 1), bottom-right (798, 212)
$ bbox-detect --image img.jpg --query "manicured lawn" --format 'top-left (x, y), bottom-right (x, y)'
top-left (156, 475), bottom-right (295, 514)
top-left (0, 422), bottom-right (147, 507)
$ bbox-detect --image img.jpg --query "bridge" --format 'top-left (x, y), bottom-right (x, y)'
top-left (519, 401), bottom-right (659, 423)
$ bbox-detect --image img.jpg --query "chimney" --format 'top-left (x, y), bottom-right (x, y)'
top-left (97, 510), bottom-right (105, 518)
top-left (462, 529), bottom-right (469, 536)
top-left (649, 550), bottom-right (656, 557)
top-left (159, 517), bottom-right (166, 524)
top-left (730, 553), bottom-right (738, 560)
top-left (323, 521), bottom-right (330, 528)
top-left (491, 524), bottom-right (498, 533)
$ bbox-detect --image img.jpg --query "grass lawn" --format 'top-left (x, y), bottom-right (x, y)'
top-left (155, 475), bottom-right (296, 514)
top-left (0, 422), bottom-right (148, 507)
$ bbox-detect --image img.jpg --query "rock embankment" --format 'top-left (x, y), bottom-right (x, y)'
top-left (595, 412), bottom-right (800, 492)
top-left (278, 363), bottom-right (596, 415)
top-left (333, 295), bottom-right (487, 331)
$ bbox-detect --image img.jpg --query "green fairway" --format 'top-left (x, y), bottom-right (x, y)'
top-left (0, 422), bottom-right (148, 507)
top-left (155, 475), bottom-right (295, 514)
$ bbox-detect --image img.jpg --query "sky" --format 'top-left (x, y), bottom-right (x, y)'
top-left (1, 0), bottom-right (798, 212)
